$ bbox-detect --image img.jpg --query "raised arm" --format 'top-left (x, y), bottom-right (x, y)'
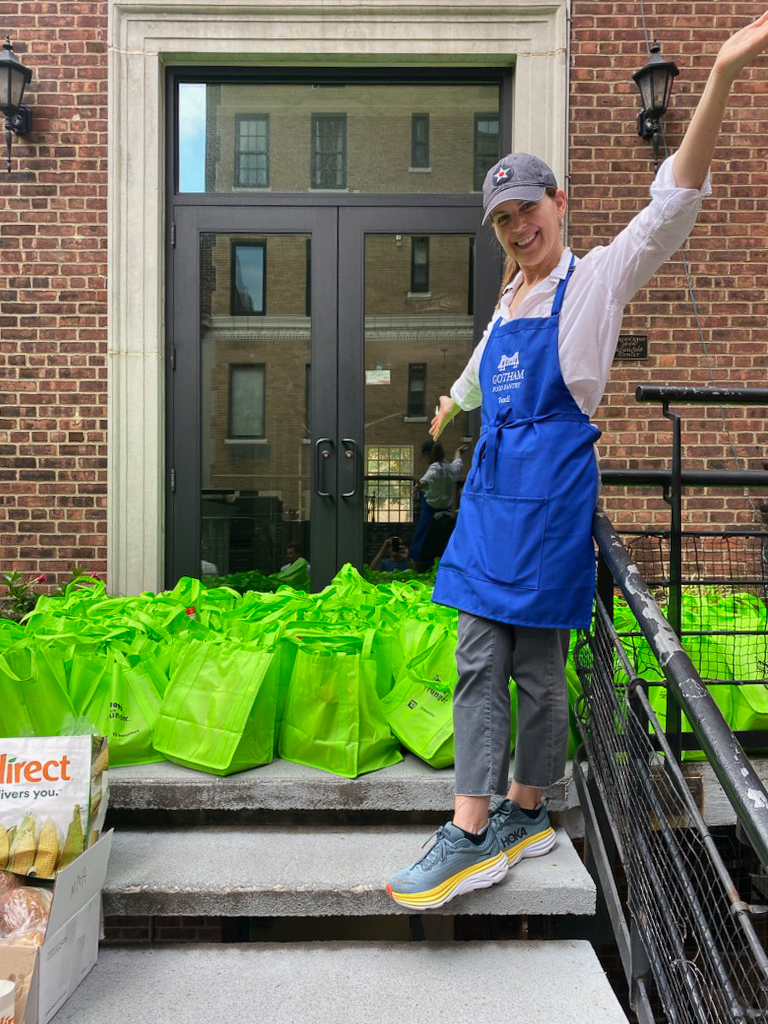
top-left (674, 11), bottom-right (768, 189)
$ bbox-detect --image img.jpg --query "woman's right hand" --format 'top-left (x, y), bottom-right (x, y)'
top-left (430, 396), bottom-right (458, 440)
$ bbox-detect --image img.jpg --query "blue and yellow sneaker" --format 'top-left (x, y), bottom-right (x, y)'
top-left (385, 823), bottom-right (508, 909)
top-left (488, 798), bottom-right (556, 866)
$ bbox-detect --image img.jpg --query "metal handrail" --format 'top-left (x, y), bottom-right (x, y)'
top-left (592, 506), bottom-right (768, 872)
top-left (636, 384), bottom-right (768, 405)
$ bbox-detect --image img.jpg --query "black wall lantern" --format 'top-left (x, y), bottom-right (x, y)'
top-left (632, 40), bottom-right (679, 170)
top-left (0, 36), bottom-right (33, 173)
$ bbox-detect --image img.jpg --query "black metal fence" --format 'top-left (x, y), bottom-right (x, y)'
top-left (574, 387), bottom-right (768, 1022)
top-left (574, 512), bottom-right (768, 1023)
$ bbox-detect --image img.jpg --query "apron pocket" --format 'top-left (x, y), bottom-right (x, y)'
top-left (460, 492), bottom-right (548, 590)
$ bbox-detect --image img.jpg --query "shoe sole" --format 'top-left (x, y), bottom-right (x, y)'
top-left (386, 851), bottom-right (509, 910)
top-left (502, 825), bottom-right (557, 866)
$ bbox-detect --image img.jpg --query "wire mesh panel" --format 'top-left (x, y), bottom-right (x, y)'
top-left (576, 603), bottom-right (768, 1024)
top-left (622, 532), bottom-right (768, 685)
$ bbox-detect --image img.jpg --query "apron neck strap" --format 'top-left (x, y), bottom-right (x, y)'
top-left (550, 255), bottom-right (576, 316)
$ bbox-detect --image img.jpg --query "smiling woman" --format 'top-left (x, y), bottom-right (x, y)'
top-left (385, 8), bottom-right (768, 913)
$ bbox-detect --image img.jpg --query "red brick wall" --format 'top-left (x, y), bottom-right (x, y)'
top-left (569, 2), bottom-right (768, 530)
top-left (1, 3), bottom-right (766, 596)
top-left (0, 1), bottom-right (109, 587)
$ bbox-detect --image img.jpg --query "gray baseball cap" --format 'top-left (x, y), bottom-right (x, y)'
top-left (482, 153), bottom-right (558, 224)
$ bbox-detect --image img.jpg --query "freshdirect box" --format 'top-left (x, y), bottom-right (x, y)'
top-left (0, 735), bottom-right (109, 880)
top-left (0, 830), bottom-right (113, 1024)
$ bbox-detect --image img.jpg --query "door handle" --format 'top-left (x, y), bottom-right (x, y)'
top-left (341, 438), bottom-right (359, 498)
top-left (314, 438), bottom-right (333, 498)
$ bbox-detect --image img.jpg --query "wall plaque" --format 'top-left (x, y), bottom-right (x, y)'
top-left (615, 334), bottom-right (648, 360)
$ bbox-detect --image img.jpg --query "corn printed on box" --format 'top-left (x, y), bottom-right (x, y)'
top-left (0, 736), bottom-right (108, 880)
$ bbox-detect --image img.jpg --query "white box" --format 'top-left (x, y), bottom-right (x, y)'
top-left (0, 830), bottom-right (113, 1024)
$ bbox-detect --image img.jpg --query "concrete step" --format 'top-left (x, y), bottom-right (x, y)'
top-left (102, 824), bottom-right (595, 917)
top-left (53, 942), bottom-right (630, 1024)
top-left (107, 754), bottom-right (577, 814)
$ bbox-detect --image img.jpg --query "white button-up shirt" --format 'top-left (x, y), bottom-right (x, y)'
top-left (451, 153), bottom-right (711, 418)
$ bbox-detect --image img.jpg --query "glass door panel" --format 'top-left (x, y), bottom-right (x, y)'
top-left (362, 232), bottom-right (478, 571)
top-left (199, 231), bottom-right (312, 581)
top-left (337, 207), bottom-right (500, 574)
top-left (168, 206), bottom-right (338, 589)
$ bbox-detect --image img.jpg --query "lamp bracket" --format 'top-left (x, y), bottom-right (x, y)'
top-left (6, 105), bottom-right (32, 136)
top-left (637, 111), bottom-right (659, 140)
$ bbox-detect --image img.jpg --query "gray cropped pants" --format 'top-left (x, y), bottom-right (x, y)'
top-left (453, 611), bottom-right (571, 796)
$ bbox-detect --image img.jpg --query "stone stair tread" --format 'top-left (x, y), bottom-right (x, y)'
top-left (103, 824), bottom-right (595, 917)
top-left (53, 942), bottom-right (630, 1024)
top-left (107, 754), bottom-right (576, 813)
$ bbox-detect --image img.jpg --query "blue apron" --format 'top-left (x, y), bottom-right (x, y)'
top-left (432, 258), bottom-right (601, 629)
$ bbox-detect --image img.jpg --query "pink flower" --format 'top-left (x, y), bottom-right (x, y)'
top-left (34, 574), bottom-right (46, 584)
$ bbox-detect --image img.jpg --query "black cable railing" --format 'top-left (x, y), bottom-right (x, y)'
top-left (574, 387), bottom-right (768, 1022)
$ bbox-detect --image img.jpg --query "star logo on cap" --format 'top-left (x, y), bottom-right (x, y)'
top-left (493, 165), bottom-right (513, 186)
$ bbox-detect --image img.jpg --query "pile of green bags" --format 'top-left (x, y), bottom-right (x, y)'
top-left (612, 589), bottom-right (768, 754)
top-left (0, 566), bottom-right (586, 777)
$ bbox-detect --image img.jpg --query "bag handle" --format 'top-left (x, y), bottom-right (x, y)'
top-left (361, 629), bottom-right (375, 660)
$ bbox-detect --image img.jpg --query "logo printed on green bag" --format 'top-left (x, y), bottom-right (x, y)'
top-left (109, 701), bottom-right (129, 723)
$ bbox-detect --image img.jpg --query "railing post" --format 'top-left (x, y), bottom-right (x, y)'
top-left (661, 400), bottom-right (683, 760)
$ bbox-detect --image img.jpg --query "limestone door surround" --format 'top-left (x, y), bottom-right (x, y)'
top-left (108, 0), bottom-right (569, 595)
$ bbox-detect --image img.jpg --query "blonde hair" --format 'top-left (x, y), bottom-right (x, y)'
top-left (496, 187), bottom-right (559, 301)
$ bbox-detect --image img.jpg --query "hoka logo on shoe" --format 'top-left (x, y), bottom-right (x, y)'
top-left (507, 827), bottom-right (528, 843)
top-left (497, 351), bottom-right (519, 372)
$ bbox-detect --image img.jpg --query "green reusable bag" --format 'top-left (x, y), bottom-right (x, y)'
top-left (613, 597), bottom-right (734, 760)
top-left (381, 629), bottom-right (519, 770)
top-left (78, 649), bottom-right (165, 766)
top-left (380, 628), bottom-right (458, 769)
top-left (278, 632), bottom-right (402, 778)
top-left (708, 592), bottom-right (768, 736)
top-left (0, 646), bottom-right (78, 737)
top-left (153, 639), bottom-right (279, 775)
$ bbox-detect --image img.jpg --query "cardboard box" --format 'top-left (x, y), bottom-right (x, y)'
top-left (0, 735), bottom-right (109, 880)
top-left (0, 830), bottom-right (113, 1024)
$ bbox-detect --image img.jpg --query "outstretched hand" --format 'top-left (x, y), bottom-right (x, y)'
top-left (430, 396), bottom-right (457, 441)
top-left (714, 11), bottom-right (768, 83)
top-left (674, 10), bottom-right (768, 190)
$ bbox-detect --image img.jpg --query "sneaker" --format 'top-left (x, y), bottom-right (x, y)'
top-left (385, 822), bottom-right (508, 910)
top-left (488, 798), bottom-right (556, 866)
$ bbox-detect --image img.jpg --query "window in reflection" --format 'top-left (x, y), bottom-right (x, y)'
top-left (410, 237), bottom-right (430, 295)
top-left (231, 242), bottom-right (266, 315)
top-left (407, 363), bottom-right (427, 418)
top-left (229, 363), bottom-right (265, 438)
top-left (311, 113), bottom-right (347, 189)
top-left (474, 113), bottom-right (500, 191)
top-left (411, 113), bottom-right (430, 169)
top-left (235, 114), bottom-right (269, 188)
top-left (366, 446), bottom-right (413, 524)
